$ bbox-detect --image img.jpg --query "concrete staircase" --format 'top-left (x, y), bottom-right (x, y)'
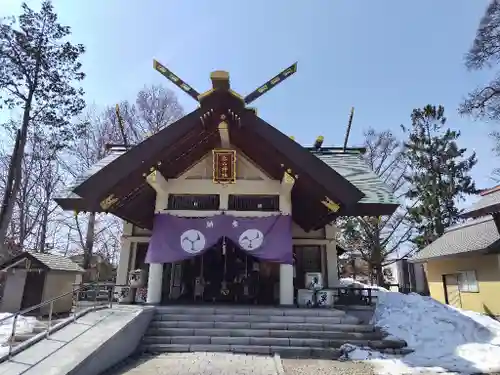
top-left (140, 305), bottom-right (407, 359)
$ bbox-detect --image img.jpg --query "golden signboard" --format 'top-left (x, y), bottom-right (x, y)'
top-left (212, 149), bottom-right (236, 184)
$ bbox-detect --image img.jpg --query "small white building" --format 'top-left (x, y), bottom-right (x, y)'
top-left (0, 252), bottom-right (84, 315)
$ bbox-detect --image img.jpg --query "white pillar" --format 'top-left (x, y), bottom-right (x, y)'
top-left (279, 187), bottom-right (294, 306)
top-left (325, 224), bottom-right (339, 287)
top-left (116, 237), bottom-right (132, 285)
top-left (279, 264), bottom-right (294, 305)
top-left (146, 263), bottom-right (163, 304)
top-left (117, 222), bottom-right (134, 285)
top-left (326, 244), bottom-right (339, 287)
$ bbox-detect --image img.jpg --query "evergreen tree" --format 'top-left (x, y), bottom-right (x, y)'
top-left (0, 1), bottom-right (85, 253)
top-left (461, 0), bottom-right (500, 120)
top-left (403, 105), bottom-right (478, 249)
top-left (461, 0), bottom-right (500, 178)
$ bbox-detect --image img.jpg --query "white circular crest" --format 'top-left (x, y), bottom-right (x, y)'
top-left (238, 229), bottom-right (264, 251)
top-left (180, 229), bottom-right (206, 254)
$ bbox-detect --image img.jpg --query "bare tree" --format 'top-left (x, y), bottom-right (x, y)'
top-left (105, 84), bottom-right (184, 144)
top-left (59, 85), bottom-right (184, 277)
top-left (337, 128), bottom-right (414, 286)
top-left (0, 1), bottom-right (86, 255)
top-left (0, 121), bottom-right (67, 253)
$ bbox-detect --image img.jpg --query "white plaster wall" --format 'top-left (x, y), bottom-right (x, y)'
top-left (117, 148), bottom-right (336, 285)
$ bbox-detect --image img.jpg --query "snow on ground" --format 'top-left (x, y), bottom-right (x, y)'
top-left (343, 289), bottom-right (500, 374)
top-left (0, 313), bottom-right (37, 355)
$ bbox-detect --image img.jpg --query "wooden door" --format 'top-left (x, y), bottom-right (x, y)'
top-left (443, 274), bottom-right (462, 308)
top-left (21, 271), bottom-right (46, 313)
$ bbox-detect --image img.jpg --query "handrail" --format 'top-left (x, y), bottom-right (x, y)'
top-left (2, 282), bottom-right (120, 358)
top-left (0, 283), bottom-right (89, 324)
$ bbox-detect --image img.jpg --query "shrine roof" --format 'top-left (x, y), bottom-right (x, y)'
top-left (312, 149), bottom-right (398, 206)
top-left (53, 82), bottom-right (399, 230)
top-left (55, 144), bottom-right (398, 229)
top-left (58, 150), bottom-right (124, 200)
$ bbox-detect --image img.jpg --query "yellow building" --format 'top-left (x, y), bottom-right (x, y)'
top-left (412, 186), bottom-right (500, 316)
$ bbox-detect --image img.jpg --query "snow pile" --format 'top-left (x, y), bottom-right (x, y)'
top-left (348, 292), bottom-right (500, 374)
top-left (0, 313), bottom-right (37, 355)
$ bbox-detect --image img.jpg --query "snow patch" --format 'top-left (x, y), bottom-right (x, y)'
top-left (346, 291), bottom-right (500, 374)
top-left (0, 313), bottom-right (37, 355)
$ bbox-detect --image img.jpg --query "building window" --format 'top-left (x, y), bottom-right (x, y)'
top-left (168, 194), bottom-right (220, 210)
top-left (228, 195), bottom-right (279, 211)
top-left (458, 271), bottom-right (479, 293)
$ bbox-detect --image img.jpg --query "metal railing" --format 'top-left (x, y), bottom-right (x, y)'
top-left (330, 287), bottom-right (376, 306)
top-left (0, 282), bottom-right (118, 358)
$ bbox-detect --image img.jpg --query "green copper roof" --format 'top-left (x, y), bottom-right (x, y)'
top-left (312, 149), bottom-right (398, 206)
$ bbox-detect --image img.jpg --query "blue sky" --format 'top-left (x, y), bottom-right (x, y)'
top-left (1, 0), bottom-right (496, 198)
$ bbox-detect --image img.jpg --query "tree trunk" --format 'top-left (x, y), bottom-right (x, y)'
top-left (38, 202), bottom-right (49, 252)
top-left (0, 131), bottom-right (24, 255)
top-left (82, 212), bottom-right (96, 281)
top-left (375, 265), bottom-right (385, 286)
top-left (0, 131), bottom-right (21, 226)
top-left (18, 170), bottom-right (29, 247)
top-left (0, 98), bottom-right (32, 253)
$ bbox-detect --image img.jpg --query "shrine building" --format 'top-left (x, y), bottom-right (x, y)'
top-left (55, 66), bottom-right (398, 306)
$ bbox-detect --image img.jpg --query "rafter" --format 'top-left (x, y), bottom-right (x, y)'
top-left (218, 121), bottom-right (230, 148)
top-left (146, 170), bottom-right (169, 193)
top-left (281, 169), bottom-right (296, 193)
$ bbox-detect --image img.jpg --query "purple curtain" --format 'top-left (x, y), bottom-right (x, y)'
top-left (145, 213), bottom-right (292, 264)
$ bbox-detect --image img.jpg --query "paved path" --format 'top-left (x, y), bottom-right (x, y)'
top-left (106, 352), bottom-right (280, 375)
top-left (282, 359), bottom-right (375, 375)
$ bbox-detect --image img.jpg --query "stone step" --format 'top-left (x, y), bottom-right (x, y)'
top-left (149, 320), bottom-right (375, 332)
top-left (142, 335), bottom-right (382, 348)
top-left (140, 343), bottom-right (342, 359)
top-left (154, 306), bottom-right (346, 317)
top-left (145, 327), bottom-right (383, 340)
top-left (152, 313), bottom-right (359, 325)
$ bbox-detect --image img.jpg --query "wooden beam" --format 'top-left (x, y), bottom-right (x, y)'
top-left (218, 121), bottom-right (230, 148)
top-left (281, 169), bottom-right (296, 193)
top-left (146, 170), bottom-right (169, 193)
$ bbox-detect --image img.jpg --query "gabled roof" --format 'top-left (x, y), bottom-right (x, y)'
top-left (461, 186), bottom-right (500, 219)
top-left (56, 147), bottom-right (399, 230)
top-left (0, 252), bottom-right (84, 272)
top-left (313, 149), bottom-right (398, 216)
top-left (55, 85), bottom-right (398, 231)
top-left (410, 216), bottom-right (500, 262)
top-left (57, 150), bottom-right (125, 202)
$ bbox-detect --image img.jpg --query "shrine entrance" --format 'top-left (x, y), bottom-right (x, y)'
top-left (165, 237), bottom-right (279, 305)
